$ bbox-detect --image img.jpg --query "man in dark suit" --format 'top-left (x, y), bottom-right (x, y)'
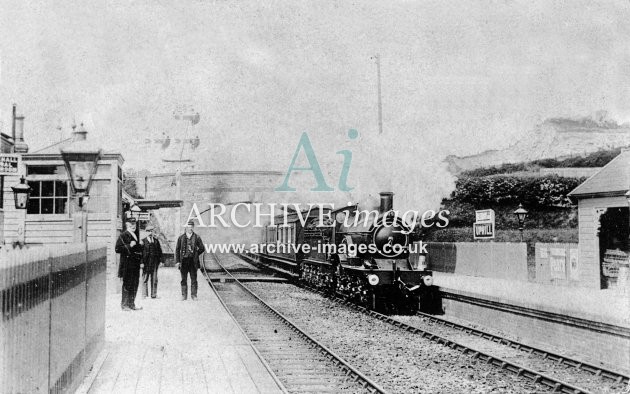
top-left (141, 224), bottom-right (164, 299)
top-left (175, 220), bottom-right (205, 300)
top-left (115, 218), bottom-right (144, 310)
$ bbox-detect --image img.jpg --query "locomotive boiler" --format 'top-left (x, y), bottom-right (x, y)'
top-left (255, 192), bottom-right (438, 315)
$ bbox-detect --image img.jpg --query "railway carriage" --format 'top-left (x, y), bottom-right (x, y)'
top-left (255, 192), bottom-right (439, 315)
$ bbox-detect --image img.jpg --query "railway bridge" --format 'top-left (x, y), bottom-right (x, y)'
top-left (132, 170), bottom-right (285, 251)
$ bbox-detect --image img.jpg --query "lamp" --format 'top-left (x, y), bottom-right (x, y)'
top-left (513, 203), bottom-right (528, 242)
top-left (130, 203), bottom-right (141, 219)
top-left (11, 176), bottom-right (31, 209)
top-left (60, 123), bottom-right (102, 207)
top-left (60, 123), bottom-right (102, 242)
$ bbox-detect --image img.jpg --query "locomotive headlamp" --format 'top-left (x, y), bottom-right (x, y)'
top-left (422, 275), bottom-right (434, 287)
top-left (367, 274), bottom-right (380, 286)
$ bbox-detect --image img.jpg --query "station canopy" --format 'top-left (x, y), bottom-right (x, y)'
top-left (134, 199), bottom-right (183, 210)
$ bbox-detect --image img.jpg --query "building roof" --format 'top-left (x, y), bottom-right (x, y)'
top-left (31, 138), bottom-right (73, 154)
top-left (24, 137), bottom-right (124, 165)
top-left (568, 150), bottom-right (630, 199)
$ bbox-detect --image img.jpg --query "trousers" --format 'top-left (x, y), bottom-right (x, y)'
top-left (142, 266), bottom-right (159, 298)
top-left (121, 265), bottom-right (140, 308)
top-left (180, 257), bottom-right (198, 299)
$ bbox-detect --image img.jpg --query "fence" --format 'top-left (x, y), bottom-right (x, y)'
top-left (0, 243), bottom-right (107, 394)
top-left (426, 242), bottom-right (528, 281)
top-left (534, 243), bottom-right (580, 286)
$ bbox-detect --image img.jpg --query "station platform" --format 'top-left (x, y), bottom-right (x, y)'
top-left (433, 272), bottom-right (630, 327)
top-left (432, 272), bottom-right (630, 373)
top-left (77, 267), bottom-right (285, 394)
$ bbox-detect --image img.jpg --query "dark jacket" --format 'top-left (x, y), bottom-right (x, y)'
top-left (175, 232), bottom-right (205, 268)
top-left (141, 236), bottom-right (164, 271)
top-left (115, 230), bottom-right (143, 278)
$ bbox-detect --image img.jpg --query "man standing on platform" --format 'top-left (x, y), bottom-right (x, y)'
top-left (141, 224), bottom-right (164, 299)
top-left (175, 220), bottom-right (205, 300)
top-left (115, 218), bottom-right (144, 311)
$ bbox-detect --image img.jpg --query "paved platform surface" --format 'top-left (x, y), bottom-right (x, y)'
top-left (433, 272), bottom-right (630, 327)
top-left (81, 267), bottom-right (285, 394)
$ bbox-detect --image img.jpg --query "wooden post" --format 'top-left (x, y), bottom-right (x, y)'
top-left (375, 54), bottom-right (383, 135)
top-left (73, 202), bottom-right (88, 243)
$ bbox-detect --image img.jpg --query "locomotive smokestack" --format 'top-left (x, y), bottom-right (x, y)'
top-left (379, 192), bottom-right (393, 213)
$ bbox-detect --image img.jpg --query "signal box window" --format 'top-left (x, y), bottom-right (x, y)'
top-left (27, 180), bottom-right (69, 214)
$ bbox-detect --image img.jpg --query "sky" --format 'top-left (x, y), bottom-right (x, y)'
top-left (1, 0), bottom-right (629, 210)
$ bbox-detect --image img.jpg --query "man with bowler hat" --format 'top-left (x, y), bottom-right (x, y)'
top-left (175, 220), bottom-right (205, 300)
top-left (115, 217), bottom-right (143, 310)
top-left (141, 224), bottom-right (164, 299)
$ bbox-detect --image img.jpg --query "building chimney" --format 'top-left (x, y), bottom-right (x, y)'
top-left (13, 114), bottom-right (29, 153)
top-left (11, 104), bottom-right (16, 147)
top-left (379, 192), bottom-right (393, 213)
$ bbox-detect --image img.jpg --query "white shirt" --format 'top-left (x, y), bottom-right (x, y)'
top-left (127, 229), bottom-right (138, 242)
top-left (186, 232), bottom-right (193, 239)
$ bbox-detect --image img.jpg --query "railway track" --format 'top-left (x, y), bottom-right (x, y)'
top-left (202, 253), bottom-right (388, 394)
top-left (408, 310), bottom-right (629, 386)
top-left (239, 252), bottom-right (629, 393)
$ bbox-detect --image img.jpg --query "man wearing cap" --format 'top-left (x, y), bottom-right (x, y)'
top-left (115, 218), bottom-right (144, 310)
top-left (141, 224), bottom-right (164, 299)
top-left (175, 220), bottom-right (205, 300)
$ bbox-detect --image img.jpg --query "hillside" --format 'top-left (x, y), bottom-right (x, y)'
top-left (445, 112), bottom-right (630, 174)
top-left (424, 148), bottom-right (624, 243)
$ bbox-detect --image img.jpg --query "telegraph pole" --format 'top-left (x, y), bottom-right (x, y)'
top-left (375, 54), bottom-right (383, 134)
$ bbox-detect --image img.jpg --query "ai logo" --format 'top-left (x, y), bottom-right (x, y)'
top-left (276, 130), bottom-right (358, 192)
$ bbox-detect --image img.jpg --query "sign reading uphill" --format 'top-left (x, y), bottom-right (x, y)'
top-left (473, 209), bottom-right (495, 240)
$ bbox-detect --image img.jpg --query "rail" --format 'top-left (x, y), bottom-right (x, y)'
top-left (204, 253), bottom-right (388, 394)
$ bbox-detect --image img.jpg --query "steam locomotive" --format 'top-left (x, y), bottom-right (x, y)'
top-left (248, 192), bottom-right (438, 315)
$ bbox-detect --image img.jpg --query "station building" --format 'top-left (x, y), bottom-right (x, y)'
top-left (569, 150), bottom-right (630, 289)
top-left (0, 117), bottom-right (125, 275)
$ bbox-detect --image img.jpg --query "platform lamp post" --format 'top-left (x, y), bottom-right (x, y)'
top-left (11, 176), bottom-right (31, 209)
top-left (130, 203), bottom-right (141, 220)
top-left (513, 203), bottom-right (529, 243)
top-left (60, 124), bottom-right (102, 243)
top-left (11, 176), bottom-right (31, 246)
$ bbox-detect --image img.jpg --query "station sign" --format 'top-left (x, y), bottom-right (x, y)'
top-left (475, 209), bottom-right (495, 224)
top-left (0, 154), bottom-right (20, 176)
top-left (473, 209), bottom-right (495, 239)
top-left (473, 222), bottom-right (495, 239)
top-left (138, 212), bottom-right (151, 221)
